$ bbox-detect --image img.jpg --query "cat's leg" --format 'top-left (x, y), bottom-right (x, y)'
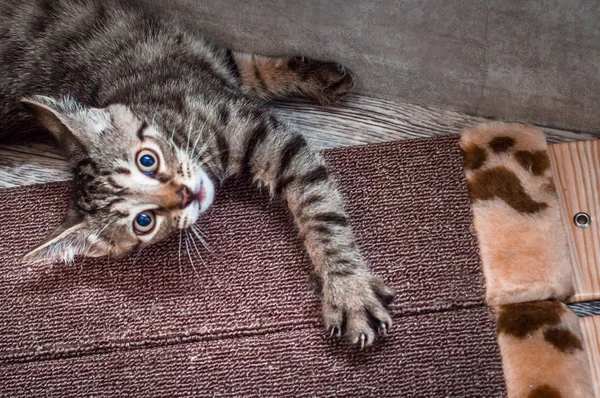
top-left (227, 51), bottom-right (355, 104)
top-left (222, 105), bottom-right (394, 348)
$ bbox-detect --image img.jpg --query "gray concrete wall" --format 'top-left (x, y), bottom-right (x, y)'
top-left (160, 0), bottom-right (599, 133)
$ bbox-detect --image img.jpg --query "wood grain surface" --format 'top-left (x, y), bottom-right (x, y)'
top-left (549, 140), bottom-right (600, 303)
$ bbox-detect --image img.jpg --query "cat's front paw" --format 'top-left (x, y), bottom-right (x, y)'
top-left (322, 274), bottom-right (394, 349)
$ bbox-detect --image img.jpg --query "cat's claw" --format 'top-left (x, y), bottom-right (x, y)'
top-left (329, 326), bottom-right (339, 338)
top-left (359, 333), bottom-right (366, 350)
top-left (322, 275), bottom-right (395, 349)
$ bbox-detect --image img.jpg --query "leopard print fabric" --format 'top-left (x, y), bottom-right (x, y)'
top-left (460, 122), bottom-right (573, 306)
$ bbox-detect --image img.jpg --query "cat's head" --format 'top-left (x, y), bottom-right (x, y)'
top-left (21, 96), bottom-right (215, 263)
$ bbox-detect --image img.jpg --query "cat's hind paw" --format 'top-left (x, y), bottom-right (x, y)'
top-left (287, 57), bottom-right (356, 104)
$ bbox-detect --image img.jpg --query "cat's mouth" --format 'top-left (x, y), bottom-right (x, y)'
top-left (197, 184), bottom-right (206, 203)
top-left (178, 169), bottom-right (215, 230)
top-left (195, 172), bottom-right (215, 214)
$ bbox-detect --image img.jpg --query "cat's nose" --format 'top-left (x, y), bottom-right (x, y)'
top-left (178, 185), bottom-right (194, 209)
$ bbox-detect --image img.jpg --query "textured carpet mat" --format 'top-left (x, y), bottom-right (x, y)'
top-left (0, 135), bottom-right (506, 396)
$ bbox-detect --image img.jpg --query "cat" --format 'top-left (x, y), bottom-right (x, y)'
top-left (0, 0), bottom-right (394, 348)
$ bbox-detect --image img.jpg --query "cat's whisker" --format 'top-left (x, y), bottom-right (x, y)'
top-left (191, 224), bottom-right (208, 238)
top-left (188, 230), bottom-right (207, 267)
top-left (197, 158), bottom-right (220, 177)
top-left (77, 239), bottom-right (93, 264)
top-left (132, 245), bottom-right (145, 268)
top-left (188, 228), bottom-right (222, 287)
top-left (184, 231), bottom-right (201, 280)
top-left (178, 229), bottom-right (183, 276)
top-left (76, 240), bottom-right (92, 270)
top-left (192, 140), bottom-right (214, 168)
top-left (77, 219), bottom-right (117, 264)
top-left (196, 150), bottom-right (222, 168)
top-left (193, 224), bottom-right (209, 238)
top-left (97, 219), bottom-right (117, 237)
top-left (190, 125), bottom-right (213, 158)
top-left (191, 225), bottom-right (211, 253)
top-left (185, 116), bottom-right (198, 158)
top-left (189, 119), bottom-right (208, 158)
top-left (193, 128), bottom-right (214, 160)
top-left (199, 161), bottom-right (220, 177)
top-left (107, 219), bottom-right (122, 247)
top-left (193, 141), bottom-right (210, 163)
top-left (189, 132), bottom-right (203, 161)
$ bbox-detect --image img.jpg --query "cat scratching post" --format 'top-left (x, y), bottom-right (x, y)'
top-left (459, 124), bottom-right (595, 398)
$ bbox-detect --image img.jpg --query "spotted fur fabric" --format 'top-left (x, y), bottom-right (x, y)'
top-left (496, 301), bottom-right (594, 398)
top-left (460, 123), bottom-right (574, 306)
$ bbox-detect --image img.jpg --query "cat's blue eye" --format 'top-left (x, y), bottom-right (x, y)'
top-left (133, 211), bottom-right (156, 235)
top-left (136, 213), bottom-right (152, 227)
top-left (136, 149), bottom-right (160, 175)
top-left (140, 154), bottom-right (155, 168)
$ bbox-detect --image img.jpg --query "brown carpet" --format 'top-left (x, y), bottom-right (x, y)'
top-left (0, 135), bottom-right (506, 396)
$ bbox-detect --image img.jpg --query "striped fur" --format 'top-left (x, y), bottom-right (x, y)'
top-left (0, 0), bottom-right (393, 348)
top-left (232, 53), bottom-right (355, 103)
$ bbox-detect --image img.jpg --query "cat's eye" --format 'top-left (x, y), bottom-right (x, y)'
top-left (133, 211), bottom-right (156, 235)
top-left (136, 149), bottom-right (159, 175)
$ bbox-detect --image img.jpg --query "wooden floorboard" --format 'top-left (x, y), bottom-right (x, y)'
top-left (1, 94), bottom-right (598, 188)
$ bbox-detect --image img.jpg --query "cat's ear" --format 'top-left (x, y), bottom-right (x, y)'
top-left (20, 95), bottom-right (111, 154)
top-left (22, 210), bottom-right (107, 264)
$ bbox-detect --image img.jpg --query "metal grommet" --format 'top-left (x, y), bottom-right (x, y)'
top-left (573, 212), bottom-right (591, 229)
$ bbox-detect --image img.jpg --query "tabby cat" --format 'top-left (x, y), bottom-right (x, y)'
top-left (0, 0), bottom-right (394, 348)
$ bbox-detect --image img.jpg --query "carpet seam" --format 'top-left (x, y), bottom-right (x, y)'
top-left (0, 302), bottom-right (490, 367)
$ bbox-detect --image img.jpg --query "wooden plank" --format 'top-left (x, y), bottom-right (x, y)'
top-left (549, 140), bottom-right (600, 302)
top-left (1, 94), bottom-right (597, 189)
top-left (580, 316), bottom-right (600, 398)
top-left (272, 95), bottom-right (598, 148)
top-left (0, 147), bottom-right (71, 188)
